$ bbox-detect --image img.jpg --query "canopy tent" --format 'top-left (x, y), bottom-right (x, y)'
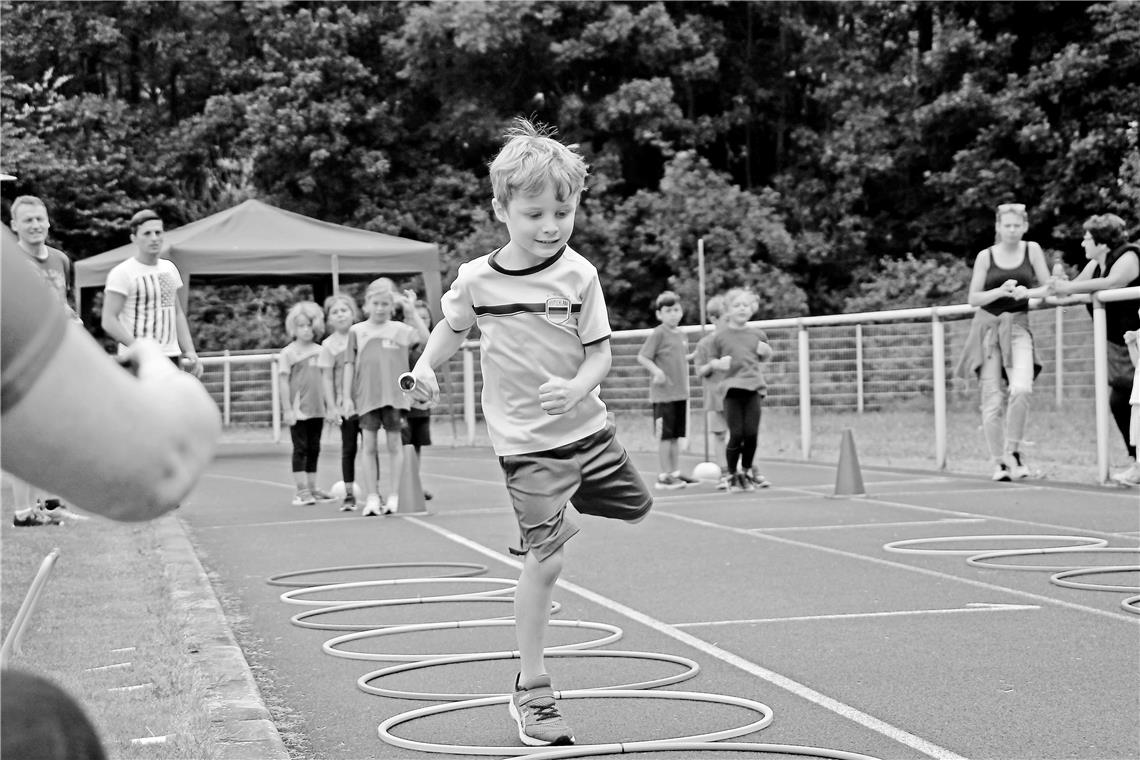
top-left (74, 198), bottom-right (442, 316)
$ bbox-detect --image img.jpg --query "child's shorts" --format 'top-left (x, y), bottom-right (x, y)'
top-left (499, 422), bottom-right (653, 562)
top-left (359, 406), bottom-right (405, 433)
top-left (402, 410), bottom-right (432, 447)
top-left (652, 399), bottom-right (688, 440)
top-left (706, 409), bottom-right (726, 435)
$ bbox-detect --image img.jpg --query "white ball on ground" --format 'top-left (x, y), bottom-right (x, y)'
top-left (692, 462), bottom-right (722, 481)
top-left (329, 481), bottom-right (364, 500)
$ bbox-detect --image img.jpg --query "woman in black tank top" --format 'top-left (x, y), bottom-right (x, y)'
top-left (956, 203), bottom-right (1052, 481)
top-left (1050, 213), bottom-right (1140, 484)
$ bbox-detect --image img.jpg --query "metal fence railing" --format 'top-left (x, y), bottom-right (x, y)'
top-left (198, 288), bottom-right (1138, 483)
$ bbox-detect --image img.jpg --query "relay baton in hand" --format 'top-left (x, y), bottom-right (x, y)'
top-left (398, 372), bottom-right (433, 403)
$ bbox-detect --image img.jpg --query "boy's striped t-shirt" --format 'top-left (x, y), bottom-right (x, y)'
top-left (441, 245), bottom-right (611, 456)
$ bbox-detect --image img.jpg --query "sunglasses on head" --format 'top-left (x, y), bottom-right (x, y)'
top-left (997, 203), bottom-right (1026, 213)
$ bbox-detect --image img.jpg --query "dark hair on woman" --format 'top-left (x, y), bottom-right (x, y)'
top-left (1082, 214), bottom-right (1128, 249)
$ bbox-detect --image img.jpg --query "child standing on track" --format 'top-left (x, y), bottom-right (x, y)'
top-left (278, 300), bottom-right (335, 506)
top-left (408, 117), bottom-right (653, 747)
top-left (693, 295), bottom-right (730, 489)
top-left (707, 287), bottom-right (773, 492)
top-left (342, 280), bottom-right (429, 516)
top-left (319, 293), bottom-right (363, 510)
top-left (401, 299), bottom-right (436, 500)
top-left (637, 290), bottom-right (695, 490)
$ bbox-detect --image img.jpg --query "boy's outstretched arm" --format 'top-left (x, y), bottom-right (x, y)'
top-left (410, 320), bottom-right (470, 401)
top-left (539, 339), bottom-right (612, 415)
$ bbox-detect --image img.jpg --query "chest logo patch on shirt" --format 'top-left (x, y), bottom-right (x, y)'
top-left (545, 297), bottom-right (571, 324)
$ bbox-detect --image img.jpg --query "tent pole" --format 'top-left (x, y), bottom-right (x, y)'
top-left (331, 254), bottom-right (341, 293)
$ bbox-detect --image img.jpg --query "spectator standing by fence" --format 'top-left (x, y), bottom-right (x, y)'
top-left (637, 290), bottom-right (695, 490)
top-left (100, 209), bottom-right (202, 378)
top-left (7, 195), bottom-right (77, 523)
top-left (1049, 213), bottom-right (1140, 485)
top-left (954, 202), bottom-right (1052, 482)
top-left (401, 299), bottom-right (436, 500)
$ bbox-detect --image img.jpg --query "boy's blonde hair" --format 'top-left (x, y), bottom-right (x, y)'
top-left (365, 277), bottom-right (397, 299)
top-left (723, 287), bottom-right (759, 317)
top-left (323, 293), bottom-right (361, 322)
top-left (285, 300), bottom-right (325, 340)
top-left (489, 117), bottom-right (588, 207)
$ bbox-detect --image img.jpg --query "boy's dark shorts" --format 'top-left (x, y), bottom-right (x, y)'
top-left (359, 406), bottom-right (405, 433)
top-left (402, 411), bottom-right (432, 447)
top-left (498, 422), bottom-right (653, 562)
top-left (652, 399), bottom-right (688, 440)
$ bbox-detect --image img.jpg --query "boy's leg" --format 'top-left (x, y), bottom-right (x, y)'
top-left (384, 429), bottom-right (404, 513)
top-left (515, 546), bottom-right (564, 685)
top-left (290, 423), bottom-right (315, 504)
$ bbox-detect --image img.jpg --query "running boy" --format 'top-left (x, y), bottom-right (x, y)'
top-left (693, 295), bottom-right (730, 489)
top-left (342, 281), bottom-right (429, 516)
top-left (707, 287), bottom-right (774, 491)
top-left (408, 118), bottom-right (652, 746)
top-left (637, 290), bottom-right (694, 489)
top-left (277, 300), bottom-right (335, 505)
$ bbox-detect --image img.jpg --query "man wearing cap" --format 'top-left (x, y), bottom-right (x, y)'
top-left (101, 209), bottom-right (202, 377)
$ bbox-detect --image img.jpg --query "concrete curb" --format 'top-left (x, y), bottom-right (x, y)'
top-left (155, 513), bottom-right (290, 760)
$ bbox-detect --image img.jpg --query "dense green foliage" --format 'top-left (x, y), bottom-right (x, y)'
top-left (2, 1), bottom-right (1137, 348)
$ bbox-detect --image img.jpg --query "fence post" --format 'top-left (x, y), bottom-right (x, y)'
top-left (1054, 305), bottom-right (1064, 408)
top-left (463, 346), bottom-right (476, 445)
top-left (798, 322), bottom-right (811, 459)
top-left (855, 323), bottom-right (864, 414)
top-left (931, 313), bottom-right (947, 470)
top-left (1092, 300), bottom-right (1110, 483)
top-left (222, 349), bottom-right (231, 426)
top-left (270, 356), bottom-right (281, 444)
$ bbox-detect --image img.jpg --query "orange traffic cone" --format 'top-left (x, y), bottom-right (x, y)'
top-left (397, 445), bottom-right (429, 515)
top-left (831, 428), bottom-right (866, 498)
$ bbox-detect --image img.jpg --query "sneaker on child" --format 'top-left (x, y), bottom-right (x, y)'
top-left (1111, 462), bottom-right (1140, 487)
top-left (508, 674), bottom-right (575, 747)
top-left (745, 468), bottom-right (771, 489)
top-left (1009, 452), bottom-right (1030, 480)
top-left (992, 463), bottom-right (1012, 482)
top-left (292, 488), bottom-right (316, 506)
top-left (383, 495), bottom-right (398, 515)
top-left (311, 488), bottom-right (336, 502)
top-left (340, 495), bottom-right (357, 512)
top-left (362, 493), bottom-right (383, 516)
top-left (654, 473), bottom-right (686, 490)
top-left (672, 470), bottom-right (699, 485)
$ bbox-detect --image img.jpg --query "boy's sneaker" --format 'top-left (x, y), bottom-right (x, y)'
top-left (716, 474), bottom-right (731, 491)
top-left (292, 489), bottom-right (316, 506)
top-left (672, 470), bottom-right (699, 485)
top-left (12, 506), bottom-right (59, 527)
top-left (1009, 452), bottom-right (1030, 480)
top-left (311, 488), bottom-right (337, 502)
top-left (508, 674), bottom-right (575, 747)
top-left (383, 495), bottom-right (398, 515)
top-left (1111, 462), bottom-right (1140, 487)
top-left (340, 495), bottom-right (357, 512)
top-left (728, 473), bottom-right (745, 493)
top-left (992, 463), bottom-right (1012, 482)
top-left (362, 493), bottom-right (383, 516)
top-left (655, 473), bottom-right (686, 490)
top-left (745, 469), bottom-right (771, 489)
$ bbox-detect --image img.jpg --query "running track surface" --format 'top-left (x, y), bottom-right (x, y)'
top-left (180, 440), bottom-right (1140, 760)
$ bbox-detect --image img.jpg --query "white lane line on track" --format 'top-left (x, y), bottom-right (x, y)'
top-left (405, 516), bottom-right (970, 760)
top-left (663, 511), bottom-right (1140, 624)
top-left (752, 518), bottom-right (987, 533)
top-left (673, 602), bottom-right (1040, 627)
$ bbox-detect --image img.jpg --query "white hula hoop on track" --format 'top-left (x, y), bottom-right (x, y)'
top-left (883, 534), bottom-right (1108, 556)
top-left (377, 689), bottom-right (774, 756)
top-left (267, 561), bottom-right (488, 587)
top-left (1049, 565), bottom-right (1140, 592)
top-left (965, 545), bottom-right (1140, 571)
top-left (524, 740), bottom-right (887, 760)
top-left (279, 577), bottom-right (517, 606)
top-left (323, 618), bottom-right (623, 662)
top-left (356, 648), bottom-right (700, 700)
top-left (290, 595), bottom-right (559, 631)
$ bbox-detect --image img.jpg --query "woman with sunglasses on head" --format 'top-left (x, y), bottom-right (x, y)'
top-left (1050, 213), bottom-right (1140, 485)
top-left (954, 202), bottom-right (1053, 481)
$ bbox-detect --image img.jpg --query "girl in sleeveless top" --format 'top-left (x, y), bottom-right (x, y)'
top-left (954, 203), bottom-right (1053, 481)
